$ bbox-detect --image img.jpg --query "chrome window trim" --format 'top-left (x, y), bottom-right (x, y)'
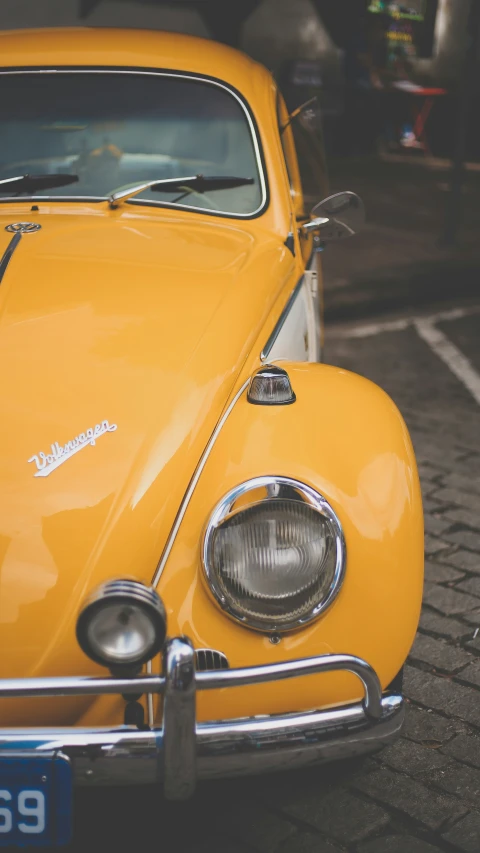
top-left (151, 379), bottom-right (251, 588)
top-left (0, 68), bottom-right (268, 220)
top-left (202, 475), bottom-right (346, 633)
top-left (0, 196), bottom-right (105, 204)
top-left (307, 250), bottom-right (323, 362)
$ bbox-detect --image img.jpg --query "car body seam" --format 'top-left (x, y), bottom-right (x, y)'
top-left (151, 379), bottom-right (250, 588)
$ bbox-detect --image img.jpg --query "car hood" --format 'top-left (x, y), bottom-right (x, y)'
top-left (0, 207), bottom-right (293, 720)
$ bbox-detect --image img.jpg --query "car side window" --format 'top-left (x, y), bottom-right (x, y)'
top-left (276, 92), bottom-right (306, 220)
top-left (291, 114), bottom-right (329, 208)
top-left (277, 91), bottom-right (329, 220)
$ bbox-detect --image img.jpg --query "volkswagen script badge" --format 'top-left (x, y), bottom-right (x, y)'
top-left (5, 222), bottom-right (41, 233)
top-left (28, 420), bottom-right (118, 478)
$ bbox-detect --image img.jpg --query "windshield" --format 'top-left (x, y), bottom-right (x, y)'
top-left (0, 71), bottom-right (266, 217)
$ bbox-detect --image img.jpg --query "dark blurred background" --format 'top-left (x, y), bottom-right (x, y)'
top-left (2, 0), bottom-right (479, 315)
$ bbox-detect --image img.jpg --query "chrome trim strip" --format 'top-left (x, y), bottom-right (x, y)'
top-left (151, 379), bottom-right (250, 587)
top-left (0, 231), bottom-right (21, 284)
top-left (196, 695), bottom-right (404, 781)
top-left (196, 653), bottom-right (379, 719)
top-left (0, 69), bottom-right (267, 220)
top-left (0, 652), bottom-right (376, 715)
top-left (0, 695), bottom-right (404, 788)
top-left (0, 674), bottom-right (165, 699)
top-left (0, 196), bottom-right (104, 204)
top-left (261, 276), bottom-right (304, 362)
top-left (202, 476), bottom-right (346, 635)
top-left (0, 649), bottom-right (399, 794)
top-left (146, 659), bottom-right (154, 727)
top-left (306, 263), bottom-right (323, 362)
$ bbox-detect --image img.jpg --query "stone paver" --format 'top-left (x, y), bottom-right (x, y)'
top-left (191, 837), bottom-right (253, 853)
top-left (439, 549), bottom-right (480, 574)
top-left (380, 737), bottom-right (451, 775)
top-left (466, 634), bottom-right (480, 654)
top-left (460, 608), bottom-right (480, 625)
top-left (405, 666), bottom-right (480, 728)
top-left (351, 767), bottom-right (467, 830)
top-left (423, 761), bottom-right (480, 808)
top-left (424, 560), bottom-right (465, 584)
top-left (278, 789), bottom-right (390, 845)
top-left (424, 535), bottom-right (450, 556)
top-left (445, 507), bottom-right (480, 530)
top-left (440, 472), bottom-right (480, 496)
top-left (276, 833), bottom-right (344, 853)
top-left (410, 634), bottom-right (472, 672)
top-left (357, 836), bottom-right (445, 853)
top-left (443, 530), bottom-right (480, 552)
top-left (442, 734), bottom-right (480, 768)
top-left (458, 660), bottom-right (480, 688)
top-left (403, 705), bottom-right (463, 745)
top-left (419, 609), bottom-right (471, 639)
top-left (217, 802), bottom-right (296, 853)
top-left (424, 515), bottom-right (454, 536)
top-left (429, 489), bottom-right (480, 514)
top-left (457, 576), bottom-right (480, 598)
top-left (442, 812), bottom-right (480, 852)
top-left (422, 583), bottom-right (479, 616)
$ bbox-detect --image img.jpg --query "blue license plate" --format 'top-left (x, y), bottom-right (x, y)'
top-left (0, 752), bottom-right (72, 847)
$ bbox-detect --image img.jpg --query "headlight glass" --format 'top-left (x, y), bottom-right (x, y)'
top-left (203, 477), bottom-right (345, 632)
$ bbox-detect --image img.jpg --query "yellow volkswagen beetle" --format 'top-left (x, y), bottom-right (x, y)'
top-left (0, 27), bottom-right (423, 845)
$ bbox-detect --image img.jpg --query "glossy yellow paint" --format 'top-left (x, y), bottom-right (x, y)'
top-left (0, 201), bottom-right (294, 725)
top-left (157, 364), bottom-right (424, 722)
top-left (0, 28), bottom-right (423, 728)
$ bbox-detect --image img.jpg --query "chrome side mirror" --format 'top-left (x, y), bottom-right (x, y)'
top-left (302, 191), bottom-right (365, 241)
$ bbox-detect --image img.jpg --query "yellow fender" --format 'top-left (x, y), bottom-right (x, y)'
top-left (157, 362), bottom-right (424, 723)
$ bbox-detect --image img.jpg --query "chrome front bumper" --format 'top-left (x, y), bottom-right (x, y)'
top-left (0, 638), bottom-right (404, 800)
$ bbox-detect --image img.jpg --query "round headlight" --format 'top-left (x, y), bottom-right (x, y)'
top-left (76, 580), bottom-right (167, 669)
top-left (202, 477), bottom-right (345, 632)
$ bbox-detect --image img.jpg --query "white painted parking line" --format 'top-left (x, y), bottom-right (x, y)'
top-left (328, 303), bottom-right (480, 406)
top-left (329, 305), bottom-right (480, 340)
top-left (414, 319), bottom-right (480, 406)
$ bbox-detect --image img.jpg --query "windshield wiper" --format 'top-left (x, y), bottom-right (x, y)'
top-left (109, 174), bottom-right (254, 208)
top-left (0, 174), bottom-right (79, 195)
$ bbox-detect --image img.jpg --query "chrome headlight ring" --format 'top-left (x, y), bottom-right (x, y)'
top-left (202, 476), bottom-right (346, 633)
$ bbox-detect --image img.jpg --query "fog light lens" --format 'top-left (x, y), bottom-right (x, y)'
top-left (76, 580), bottom-right (166, 668)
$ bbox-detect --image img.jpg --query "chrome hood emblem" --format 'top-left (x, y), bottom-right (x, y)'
top-left (28, 420), bottom-right (118, 478)
top-left (5, 222), bottom-right (41, 233)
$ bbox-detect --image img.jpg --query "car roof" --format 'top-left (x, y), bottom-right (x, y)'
top-left (0, 27), bottom-right (270, 101)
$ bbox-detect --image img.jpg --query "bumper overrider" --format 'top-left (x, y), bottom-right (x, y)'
top-left (0, 637), bottom-right (403, 800)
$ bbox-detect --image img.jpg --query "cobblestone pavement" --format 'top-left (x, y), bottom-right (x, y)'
top-left (68, 300), bottom-right (480, 853)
